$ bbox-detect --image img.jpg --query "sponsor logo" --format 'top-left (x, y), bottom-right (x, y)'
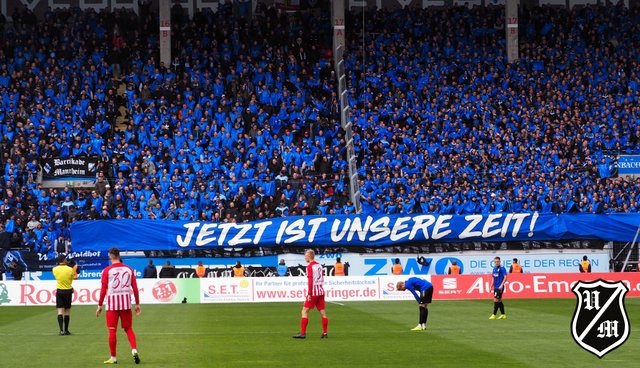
top-left (153, 280), bottom-right (177, 302)
top-left (68, 251), bottom-right (104, 258)
top-left (202, 279), bottom-right (253, 303)
top-left (442, 278), bottom-right (457, 290)
top-left (19, 284), bottom-right (100, 305)
top-left (0, 283), bottom-right (11, 305)
top-left (436, 277), bottom-right (463, 295)
top-left (571, 279), bottom-right (630, 358)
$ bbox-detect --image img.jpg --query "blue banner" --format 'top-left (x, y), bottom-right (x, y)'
top-left (618, 155), bottom-right (640, 175)
top-left (70, 213), bottom-right (640, 251)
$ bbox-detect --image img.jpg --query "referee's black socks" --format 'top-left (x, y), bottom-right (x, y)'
top-left (64, 315), bottom-right (70, 332)
top-left (57, 315), bottom-right (64, 332)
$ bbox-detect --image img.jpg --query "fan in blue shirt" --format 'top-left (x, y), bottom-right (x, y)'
top-left (276, 259), bottom-right (288, 277)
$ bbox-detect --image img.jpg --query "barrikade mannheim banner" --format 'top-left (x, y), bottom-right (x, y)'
top-left (70, 213), bottom-right (640, 251)
top-left (41, 157), bottom-right (99, 179)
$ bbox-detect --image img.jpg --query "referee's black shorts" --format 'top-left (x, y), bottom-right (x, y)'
top-left (56, 289), bottom-right (73, 309)
top-left (419, 286), bottom-right (434, 304)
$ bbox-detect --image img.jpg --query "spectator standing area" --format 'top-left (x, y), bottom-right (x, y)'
top-left (0, 2), bottom-right (638, 269)
top-left (0, 3), bottom-right (639, 366)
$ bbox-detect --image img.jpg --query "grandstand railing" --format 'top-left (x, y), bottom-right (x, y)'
top-left (614, 225), bottom-right (640, 272)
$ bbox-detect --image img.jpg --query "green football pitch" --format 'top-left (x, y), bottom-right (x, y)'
top-left (0, 299), bottom-right (637, 367)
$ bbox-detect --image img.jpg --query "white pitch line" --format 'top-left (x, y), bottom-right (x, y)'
top-left (328, 301), bottom-right (345, 306)
top-left (0, 331), bottom-right (290, 337)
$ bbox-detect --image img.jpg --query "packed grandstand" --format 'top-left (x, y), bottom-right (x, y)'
top-left (0, 1), bottom-right (639, 256)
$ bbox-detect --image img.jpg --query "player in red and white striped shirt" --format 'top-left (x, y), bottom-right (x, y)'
top-left (96, 247), bottom-right (141, 364)
top-left (293, 249), bottom-right (328, 339)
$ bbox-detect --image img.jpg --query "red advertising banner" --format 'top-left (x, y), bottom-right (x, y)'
top-left (2, 273), bottom-right (639, 306)
top-left (0, 279), bottom-right (201, 306)
top-left (431, 272), bottom-right (640, 300)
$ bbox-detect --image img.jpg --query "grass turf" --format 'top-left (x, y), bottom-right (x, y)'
top-left (0, 298), bottom-right (637, 367)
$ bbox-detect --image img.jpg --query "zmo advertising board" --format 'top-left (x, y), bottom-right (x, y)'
top-left (282, 251), bottom-right (610, 276)
top-left (8, 252), bottom-right (609, 281)
top-left (1, 273), bottom-right (639, 306)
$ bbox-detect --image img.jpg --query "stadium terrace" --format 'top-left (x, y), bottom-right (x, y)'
top-left (0, 3), bottom-right (639, 257)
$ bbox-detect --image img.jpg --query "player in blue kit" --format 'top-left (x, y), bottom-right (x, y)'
top-left (396, 278), bottom-right (434, 331)
top-left (489, 256), bottom-right (508, 320)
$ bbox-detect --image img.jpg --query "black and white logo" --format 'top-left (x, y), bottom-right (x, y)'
top-left (571, 279), bottom-right (630, 358)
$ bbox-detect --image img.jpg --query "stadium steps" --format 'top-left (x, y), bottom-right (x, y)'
top-left (115, 82), bottom-right (130, 130)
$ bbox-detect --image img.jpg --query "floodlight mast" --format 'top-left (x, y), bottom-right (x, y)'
top-left (159, 0), bottom-right (172, 68)
top-left (506, 0), bottom-right (519, 64)
top-left (332, 0), bottom-right (363, 214)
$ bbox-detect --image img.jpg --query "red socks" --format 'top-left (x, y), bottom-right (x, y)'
top-left (108, 329), bottom-right (117, 356)
top-left (109, 328), bottom-right (137, 357)
top-left (125, 328), bottom-right (137, 349)
top-left (300, 317), bottom-right (328, 334)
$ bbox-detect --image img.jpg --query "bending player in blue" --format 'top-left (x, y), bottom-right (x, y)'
top-left (396, 278), bottom-right (434, 331)
top-left (489, 256), bottom-right (508, 320)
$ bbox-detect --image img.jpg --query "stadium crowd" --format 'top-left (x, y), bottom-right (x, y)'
top-left (0, 3), bottom-right (639, 254)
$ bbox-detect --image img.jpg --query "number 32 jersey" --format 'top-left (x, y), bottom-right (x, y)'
top-left (99, 262), bottom-right (140, 311)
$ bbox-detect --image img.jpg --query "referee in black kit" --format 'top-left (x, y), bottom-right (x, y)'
top-left (52, 255), bottom-right (75, 336)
